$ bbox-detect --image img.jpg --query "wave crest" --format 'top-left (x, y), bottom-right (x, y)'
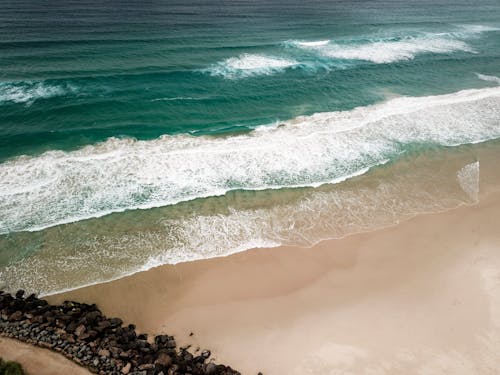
top-left (205, 53), bottom-right (299, 79)
top-left (286, 25), bottom-right (497, 64)
top-left (289, 40), bottom-right (330, 47)
top-left (1, 86), bottom-right (500, 234)
top-left (289, 33), bottom-right (474, 64)
top-left (0, 80), bottom-right (77, 106)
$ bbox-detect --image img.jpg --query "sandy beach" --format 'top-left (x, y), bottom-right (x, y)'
top-left (2, 1), bottom-right (500, 374)
top-left (44, 171), bottom-right (500, 374)
top-left (0, 337), bottom-right (91, 375)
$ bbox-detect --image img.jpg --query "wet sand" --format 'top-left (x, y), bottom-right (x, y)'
top-left (47, 181), bottom-right (500, 374)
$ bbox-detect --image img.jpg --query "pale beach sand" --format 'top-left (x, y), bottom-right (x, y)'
top-left (47, 170), bottom-right (500, 374)
top-left (0, 337), bottom-right (91, 375)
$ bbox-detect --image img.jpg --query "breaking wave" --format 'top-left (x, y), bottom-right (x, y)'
top-left (288, 34), bottom-right (473, 64)
top-left (0, 150), bottom-right (484, 295)
top-left (0, 80), bottom-right (77, 106)
top-left (205, 53), bottom-right (299, 79)
top-left (1, 86), bottom-right (500, 234)
top-left (285, 24), bottom-right (497, 64)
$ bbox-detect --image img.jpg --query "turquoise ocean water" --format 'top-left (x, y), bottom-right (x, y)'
top-left (1, 0), bottom-right (500, 294)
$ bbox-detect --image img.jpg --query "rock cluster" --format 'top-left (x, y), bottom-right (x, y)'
top-left (0, 290), bottom-right (241, 375)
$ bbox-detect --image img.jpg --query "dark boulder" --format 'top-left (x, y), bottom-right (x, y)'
top-left (15, 290), bottom-right (25, 299)
top-left (108, 317), bottom-right (123, 328)
top-left (155, 350), bottom-right (172, 367)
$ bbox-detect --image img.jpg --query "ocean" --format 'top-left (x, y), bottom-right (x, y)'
top-left (0, 0), bottom-right (499, 295)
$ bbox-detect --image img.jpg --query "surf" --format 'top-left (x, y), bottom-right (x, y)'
top-left (0, 80), bottom-right (77, 106)
top-left (204, 53), bottom-right (299, 79)
top-left (1, 86), bottom-right (500, 235)
top-left (285, 26), bottom-right (490, 64)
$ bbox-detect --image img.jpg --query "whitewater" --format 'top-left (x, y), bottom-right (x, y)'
top-left (1, 86), bottom-right (499, 234)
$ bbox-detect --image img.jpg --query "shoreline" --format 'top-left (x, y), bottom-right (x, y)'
top-left (8, 138), bottom-right (495, 298)
top-left (37, 199), bottom-right (472, 300)
top-left (47, 181), bottom-right (500, 374)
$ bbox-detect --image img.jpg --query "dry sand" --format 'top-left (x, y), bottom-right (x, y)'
top-left (0, 337), bottom-right (91, 375)
top-left (46, 184), bottom-right (500, 374)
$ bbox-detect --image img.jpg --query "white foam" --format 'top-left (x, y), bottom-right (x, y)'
top-left (206, 53), bottom-right (299, 79)
top-left (291, 40), bottom-right (330, 47)
top-left (286, 25), bottom-right (497, 64)
top-left (0, 81), bottom-right (75, 106)
top-left (456, 24), bottom-right (500, 33)
top-left (304, 35), bottom-right (473, 64)
top-left (3, 154), bottom-right (478, 296)
top-left (1, 86), bottom-right (500, 234)
top-left (476, 73), bottom-right (500, 85)
top-left (457, 161), bottom-right (480, 202)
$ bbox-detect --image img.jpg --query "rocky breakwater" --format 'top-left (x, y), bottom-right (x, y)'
top-left (0, 290), bottom-right (242, 375)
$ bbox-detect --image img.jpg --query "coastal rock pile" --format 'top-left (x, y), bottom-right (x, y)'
top-left (0, 290), bottom-right (241, 375)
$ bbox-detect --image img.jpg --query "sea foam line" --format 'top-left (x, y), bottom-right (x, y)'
top-left (1, 86), bottom-right (500, 235)
top-left (476, 73), bottom-right (500, 85)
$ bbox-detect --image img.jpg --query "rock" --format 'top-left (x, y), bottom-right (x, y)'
top-left (87, 329), bottom-right (98, 338)
top-left (205, 363), bottom-right (217, 375)
top-left (62, 333), bottom-right (75, 343)
top-left (121, 362), bottom-right (131, 374)
top-left (75, 324), bottom-right (86, 337)
top-left (155, 352), bottom-right (172, 367)
top-left (119, 350), bottom-right (132, 359)
top-left (78, 333), bottom-right (90, 341)
top-left (39, 341), bottom-right (54, 349)
top-left (109, 317), bottom-right (123, 328)
top-left (109, 346), bottom-right (122, 357)
top-left (98, 348), bottom-right (110, 357)
top-left (15, 290), bottom-right (25, 299)
top-left (9, 311), bottom-right (23, 321)
top-left (201, 350), bottom-right (211, 359)
top-left (155, 335), bottom-right (168, 345)
top-left (138, 363), bottom-right (155, 370)
top-left (166, 339), bottom-right (176, 349)
top-left (83, 310), bottom-right (101, 325)
top-left (73, 357), bottom-right (83, 365)
top-left (59, 314), bottom-right (73, 322)
top-left (96, 320), bottom-right (111, 332)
